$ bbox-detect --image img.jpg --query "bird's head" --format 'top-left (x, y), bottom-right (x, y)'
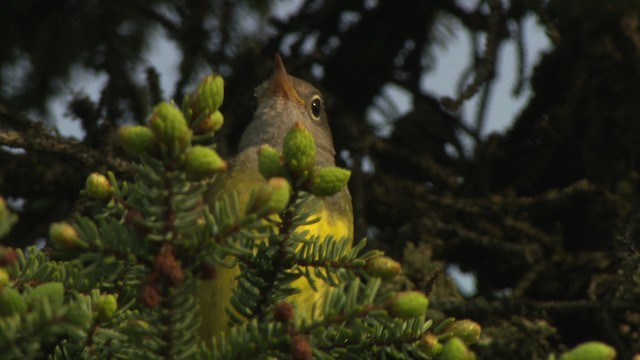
top-left (239, 54), bottom-right (336, 166)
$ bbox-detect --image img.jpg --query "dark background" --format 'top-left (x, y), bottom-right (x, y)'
top-left (2, 0), bottom-right (640, 357)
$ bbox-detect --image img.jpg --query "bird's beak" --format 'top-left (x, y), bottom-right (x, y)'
top-left (269, 54), bottom-right (304, 107)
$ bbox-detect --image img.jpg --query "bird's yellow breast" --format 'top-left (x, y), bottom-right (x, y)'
top-left (199, 168), bottom-right (352, 341)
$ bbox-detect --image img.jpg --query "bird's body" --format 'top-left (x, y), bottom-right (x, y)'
top-left (199, 55), bottom-right (353, 340)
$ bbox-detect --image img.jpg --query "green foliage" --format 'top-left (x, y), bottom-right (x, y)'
top-left (1, 1), bottom-right (638, 358)
top-left (0, 75), bottom-right (472, 359)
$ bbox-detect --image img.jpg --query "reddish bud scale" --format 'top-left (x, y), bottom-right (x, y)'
top-left (291, 334), bottom-right (313, 360)
top-left (154, 246), bottom-right (184, 285)
top-left (274, 302), bottom-right (294, 323)
top-left (141, 282), bottom-right (161, 309)
top-left (0, 247), bottom-right (18, 266)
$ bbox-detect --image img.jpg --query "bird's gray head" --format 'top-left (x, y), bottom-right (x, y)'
top-left (239, 54), bottom-right (336, 166)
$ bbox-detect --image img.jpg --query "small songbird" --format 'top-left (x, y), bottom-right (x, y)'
top-left (199, 54), bottom-right (353, 340)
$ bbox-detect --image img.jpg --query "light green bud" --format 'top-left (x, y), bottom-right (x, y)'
top-left (308, 166), bottom-right (351, 196)
top-left (185, 145), bottom-right (227, 180)
top-left (94, 294), bottom-right (118, 322)
top-left (439, 337), bottom-right (476, 360)
top-left (389, 291), bottom-right (429, 319)
top-left (258, 144), bottom-right (285, 179)
top-left (283, 122), bottom-right (316, 174)
top-left (85, 173), bottom-right (111, 200)
top-left (254, 177), bottom-right (291, 214)
top-left (49, 222), bottom-right (88, 250)
top-left (445, 319), bottom-right (482, 345)
top-left (192, 75), bottom-right (224, 116)
top-left (365, 256), bottom-right (402, 281)
top-left (417, 333), bottom-right (442, 357)
top-left (196, 110), bottom-right (224, 134)
top-left (149, 102), bottom-right (192, 151)
top-left (559, 341), bottom-right (616, 360)
top-left (118, 125), bottom-right (156, 156)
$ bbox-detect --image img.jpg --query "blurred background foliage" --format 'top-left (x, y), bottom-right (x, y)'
top-left (2, 0), bottom-right (640, 357)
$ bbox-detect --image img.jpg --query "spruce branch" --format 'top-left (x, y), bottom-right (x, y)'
top-left (0, 106), bottom-right (131, 174)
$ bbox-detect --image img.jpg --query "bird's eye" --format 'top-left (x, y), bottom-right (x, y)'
top-left (310, 95), bottom-right (322, 120)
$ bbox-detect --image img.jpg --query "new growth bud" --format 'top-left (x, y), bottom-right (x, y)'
top-left (417, 333), bottom-right (442, 357)
top-left (254, 177), bottom-right (292, 214)
top-left (94, 294), bottom-right (118, 322)
top-left (118, 125), bottom-right (156, 156)
top-left (185, 146), bottom-right (227, 180)
top-left (365, 256), bottom-right (402, 281)
top-left (445, 319), bottom-right (482, 345)
top-left (149, 102), bottom-right (192, 152)
top-left (191, 75), bottom-right (225, 117)
top-left (388, 291), bottom-right (429, 319)
top-left (196, 110), bottom-right (224, 134)
top-left (258, 144), bottom-right (285, 179)
top-left (49, 222), bottom-right (88, 250)
top-left (308, 166), bottom-right (351, 196)
top-left (439, 337), bottom-right (476, 360)
top-left (283, 122), bottom-right (316, 174)
top-left (85, 173), bottom-right (111, 200)
top-left (559, 341), bottom-right (616, 360)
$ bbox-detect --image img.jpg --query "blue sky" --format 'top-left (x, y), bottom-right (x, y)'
top-left (52, 6), bottom-right (550, 143)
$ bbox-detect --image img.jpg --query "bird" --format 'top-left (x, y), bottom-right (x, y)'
top-left (199, 54), bottom-right (353, 340)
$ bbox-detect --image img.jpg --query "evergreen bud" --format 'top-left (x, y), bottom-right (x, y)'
top-left (0, 246), bottom-right (18, 266)
top-left (283, 122), bottom-right (316, 174)
top-left (195, 110), bottom-right (224, 134)
top-left (85, 172), bottom-right (111, 200)
top-left (417, 333), bottom-right (443, 357)
top-left (49, 222), bottom-right (88, 250)
top-left (0, 286), bottom-right (26, 316)
top-left (94, 294), bottom-right (118, 322)
top-left (308, 166), bottom-right (351, 196)
top-left (439, 337), bottom-right (476, 360)
top-left (274, 302), bottom-right (294, 323)
top-left (365, 256), bottom-right (402, 281)
top-left (254, 177), bottom-right (291, 214)
top-left (185, 145), bottom-right (227, 180)
top-left (154, 246), bottom-right (184, 285)
top-left (258, 144), bottom-right (285, 179)
top-left (191, 75), bottom-right (225, 116)
top-left (141, 282), bottom-right (161, 309)
top-left (118, 125), bottom-right (156, 156)
top-left (445, 319), bottom-right (482, 345)
top-left (559, 341), bottom-right (616, 360)
top-left (291, 334), bottom-right (313, 360)
top-left (389, 291), bottom-right (429, 319)
top-left (28, 282), bottom-right (64, 311)
top-left (149, 101), bottom-right (192, 151)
